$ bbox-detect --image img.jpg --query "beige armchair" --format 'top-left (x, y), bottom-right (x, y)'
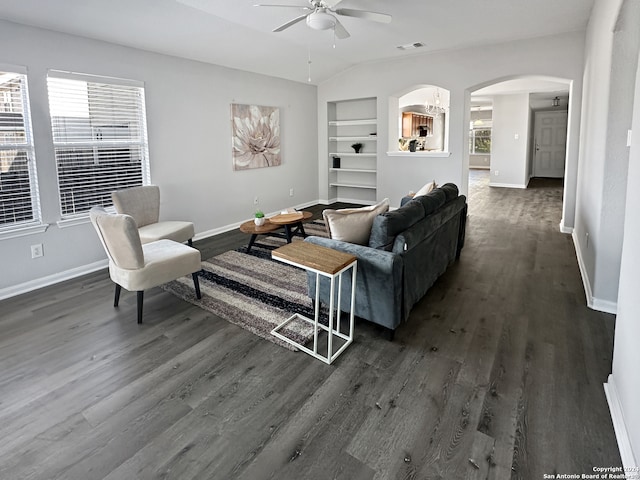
top-left (111, 185), bottom-right (195, 246)
top-left (90, 207), bottom-right (202, 324)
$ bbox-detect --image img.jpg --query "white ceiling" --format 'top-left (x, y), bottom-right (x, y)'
top-left (0, 0), bottom-right (595, 85)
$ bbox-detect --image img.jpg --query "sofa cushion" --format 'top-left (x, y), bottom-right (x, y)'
top-left (323, 198), bottom-right (390, 245)
top-left (439, 183), bottom-right (459, 202)
top-left (369, 199), bottom-right (425, 250)
top-left (414, 180), bottom-right (437, 197)
top-left (412, 189), bottom-right (446, 216)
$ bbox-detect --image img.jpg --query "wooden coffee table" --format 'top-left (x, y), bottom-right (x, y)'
top-left (239, 210), bottom-right (313, 253)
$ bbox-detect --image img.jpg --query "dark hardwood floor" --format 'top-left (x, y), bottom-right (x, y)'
top-left (0, 171), bottom-right (622, 479)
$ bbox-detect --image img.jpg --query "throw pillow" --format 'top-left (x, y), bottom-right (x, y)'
top-left (414, 180), bottom-right (437, 197)
top-left (323, 198), bottom-right (390, 245)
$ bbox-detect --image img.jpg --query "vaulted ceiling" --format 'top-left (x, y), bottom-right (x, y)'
top-left (1, 0), bottom-right (595, 85)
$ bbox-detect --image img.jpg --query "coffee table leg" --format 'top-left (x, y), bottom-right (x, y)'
top-left (247, 234), bottom-right (258, 253)
top-left (284, 225), bottom-right (293, 243)
top-left (298, 222), bottom-right (307, 237)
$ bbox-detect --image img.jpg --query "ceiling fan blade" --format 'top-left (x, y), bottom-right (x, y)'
top-left (334, 8), bottom-right (392, 24)
top-left (273, 14), bottom-right (308, 32)
top-left (322, 0), bottom-right (345, 8)
top-left (333, 17), bottom-right (350, 39)
top-left (254, 4), bottom-right (310, 9)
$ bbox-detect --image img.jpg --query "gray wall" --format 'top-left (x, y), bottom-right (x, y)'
top-left (573, 0), bottom-right (640, 311)
top-left (490, 94), bottom-right (531, 188)
top-left (608, 34), bottom-right (640, 469)
top-left (0, 20), bottom-right (318, 296)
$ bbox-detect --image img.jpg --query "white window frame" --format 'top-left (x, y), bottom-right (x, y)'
top-left (0, 65), bottom-right (45, 240)
top-left (47, 70), bottom-right (150, 225)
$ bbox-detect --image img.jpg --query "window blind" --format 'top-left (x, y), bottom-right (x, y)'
top-left (0, 70), bottom-right (41, 231)
top-left (47, 72), bottom-right (150, 218)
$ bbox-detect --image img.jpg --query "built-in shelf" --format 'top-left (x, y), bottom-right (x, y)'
top-left (330, 168), bottom-right (376, 173)
top-left (329, 152), bottom-right (376, 157)
top-left (329, 136), bottom-right (377, 142)
top-left (329, 183), bottom-right (377, 190)
top-left (328, 97), bottom-right (378, 203)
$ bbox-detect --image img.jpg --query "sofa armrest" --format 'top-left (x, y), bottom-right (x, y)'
top-left (304, 236), bottom-right (404, 330)
top-left (305, 236), bottom-right (399, 274)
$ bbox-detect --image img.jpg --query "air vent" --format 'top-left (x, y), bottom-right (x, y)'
top-left (396, 42), bottom-right (426, 51)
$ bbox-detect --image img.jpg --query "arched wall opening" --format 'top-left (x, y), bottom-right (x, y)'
top-left (387, 84), bottom-right (450, 155)
top-left (397, 86), bottom-right (450, 153)
top-left (463, 74), bottom-right (577, 231)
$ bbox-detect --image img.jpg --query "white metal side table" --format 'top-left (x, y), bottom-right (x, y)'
top-left (271, 242), bottom-right (357, 365)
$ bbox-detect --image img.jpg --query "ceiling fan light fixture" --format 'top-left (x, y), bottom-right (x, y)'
top-left (306, 11), bottom-right (336, 30)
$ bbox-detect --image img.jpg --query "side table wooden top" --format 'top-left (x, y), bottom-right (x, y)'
top-left (239, 211), bottom-right (313, 235)
top-left (239, 218), bottom-right (280, 235)
top-left (270, 211), bottom-right (312, 224)
top-left (272, 242), bottom-right (357, 275)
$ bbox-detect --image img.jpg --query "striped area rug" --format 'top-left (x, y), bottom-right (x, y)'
top-left (161, 220), bottom-right (329, 350)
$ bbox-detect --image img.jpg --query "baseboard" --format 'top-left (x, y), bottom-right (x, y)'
top-left (335, 197), bottom-right (376, 205)
top-left (571, 230), bottom-right (618, 314)
top-left (1, 198), bottom-right (329, 301)
top-left (193, 199), bottom-right (322, 242)
top-left (0, 259), bottom-right (108, 301)
top-left (591, 297), bottom-right (618, 314)
top-left (559, 219), bottom-right (574, 234)
top-left (489, 182), bottom-right (527, 189)
top-left (604, 375), bottom-right (638, 471)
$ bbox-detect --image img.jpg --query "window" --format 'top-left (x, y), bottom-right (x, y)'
top-left (47, 71), bottom-right (150, 219)
top-left (0, 69), bottom-right (41, 232)
top-left (469, 122), bottom-right (492, 154)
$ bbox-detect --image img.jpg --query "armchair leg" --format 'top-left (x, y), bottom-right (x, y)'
top-left (188, 238), bottom-right (193, 247)
top-left (137, 291), bottom-right (144, 324)
top-left (192, 272), bottom-right (202, 299)
top-left (114, 284), bottom-right (122, 307)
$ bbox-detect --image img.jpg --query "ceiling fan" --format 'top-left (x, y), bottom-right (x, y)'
top-left (254, 0), bottom-right (392, 39)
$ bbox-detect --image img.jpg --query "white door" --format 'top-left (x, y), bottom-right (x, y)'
top-left (533, 110), bottom-right (567, 178)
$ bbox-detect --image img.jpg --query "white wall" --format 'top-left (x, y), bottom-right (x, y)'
top-left (605, 27), bottom-right (640, 471)
top-left (573, 0), bottom-right (640, 312)
top-left (0, 20), bottom-right (317, 296)
top-left (317, 32), bottom-right (585, 210)
top-left (490, 94), bottom-right (531, 188)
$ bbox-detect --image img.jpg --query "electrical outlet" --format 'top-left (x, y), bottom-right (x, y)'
top-left (31, 244), bottom-right (43, 259)
top-left (289, 188), bottom-right (294, 197)
top-left (494, 170), bottom-right (500, 176)
top-left (254, 196), bottom-right (259, 205)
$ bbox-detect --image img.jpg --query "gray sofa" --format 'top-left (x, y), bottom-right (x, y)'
top-left (305, 183), bottom-right (467, 338)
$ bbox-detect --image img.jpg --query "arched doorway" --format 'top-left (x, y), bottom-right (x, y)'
top-left (466, 76), bottom-right (576, 232)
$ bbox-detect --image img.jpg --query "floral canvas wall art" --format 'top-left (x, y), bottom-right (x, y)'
top-left (231, 104), bottom-right (281, 170)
